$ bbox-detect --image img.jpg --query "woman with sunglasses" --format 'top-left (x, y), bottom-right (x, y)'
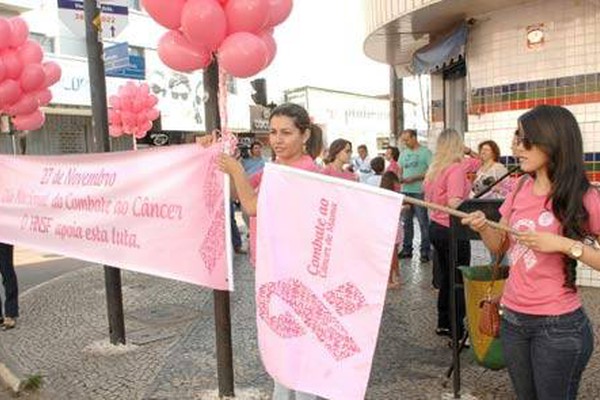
top-left (462, 105), bottom-right (600, 399)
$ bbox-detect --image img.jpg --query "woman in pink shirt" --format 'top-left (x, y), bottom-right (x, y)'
top-left (322, 138), bottom-right (357, 181)
top-left (423, 129), bottom-right (471, 339)
top-left (217, 103), bottom-right (322, 400)
top-left (463, 105), bottom-right (600, 400)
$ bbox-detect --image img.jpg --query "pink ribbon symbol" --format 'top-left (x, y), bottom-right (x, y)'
top-left (257, 279), bottom-right (366, 361)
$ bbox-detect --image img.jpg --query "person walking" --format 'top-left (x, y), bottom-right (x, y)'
top-left (462, 105), bottom-right (600, 400)
top-left (0, 243), bottom-right (18, 330)
top-left (398, 129), bottom-right (432, 262)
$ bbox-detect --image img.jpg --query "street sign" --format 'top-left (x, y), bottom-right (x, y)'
top-left (57, 0), bottom-right (129, 39)
top-left (104, 42), bottom-right (129, 73)
top-left (106, 55), bottom-right (146, 80)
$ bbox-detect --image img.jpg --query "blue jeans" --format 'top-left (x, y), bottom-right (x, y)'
top-left (501, 307), bottom-right (593, 400)
top-left (230, 202), bottom-right (242, 250)
top-left (0, 243), bottom-right (18, 319)
top-left (401, 192), bottom-right (431, 257)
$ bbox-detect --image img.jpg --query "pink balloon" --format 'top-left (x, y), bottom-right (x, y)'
top-left (225, 0), bottom-right (269, 34)
top-left (18, 40), bottom-right (43, 65)
top-left (218, 0), bottom-right (228, 4)
top-left (139, 83), bottom-right (150, 96)
top-left (141, 0), bottom-right (186, 29)
top-left (146, 108), bottom-right (159, 121)
top-left (120, 97), bottom-right (133, 112)
top-left (139, 120), bottom-right (153, 135)
top-left (181, 0), bottom-right (227, 51)
top-left (0, 79), bottom-right (22, 106)
top-left (0, 58), bottom-right (5, 83)
top-left (13, 109), bottom-right (45, 131)
top-left (108, 109), bottom-right (122, 125)
top-left (9, 17), bottom-right (29, 48)
top-left (6, 93), bottom-right (38, 116)
top-left (34, 88), bottom-right (52, 106)
top-left (3, 51), bottom-right (23, 80)
top-left (20, 63), bottom-right (46, 92)
top-left (121, 111), bottom-right (136, 126)
top-left (158, 30), bottom-right (212, 72)
top-left (109, 125), bottom-right (123, 137)
top-left (109, 95), bottom-right (121, 110)
top-left (0, 19), bottom-right (10, 50)
top-left (218, 32), bottom-right (269, 78)
top-left (42, 61), bottom-right (62, 87)
top-left (145, 94), bottom-right (158, 108)
top-left (136, 112), bottom-right (147, 125)
top-left (266, 0), bottom-right (293, 27)
top-left (259, 31), bottom-right (277, 67)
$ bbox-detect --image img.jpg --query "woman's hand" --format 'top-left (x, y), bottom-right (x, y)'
top-left (218, 153), bottom-right (244, 177)
top-left (513, 230), bottom-right (571, 254)
top-left (196, 130), bottom-right (219, 148)
top-left (461, 210), bottom-right (488, 233)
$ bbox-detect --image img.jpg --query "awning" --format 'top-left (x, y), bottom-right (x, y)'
top-left (411, 22), bottom-right (468, 75)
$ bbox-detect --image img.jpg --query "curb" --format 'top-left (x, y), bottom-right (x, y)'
top-left (0, 361), bottom-right (22, 394)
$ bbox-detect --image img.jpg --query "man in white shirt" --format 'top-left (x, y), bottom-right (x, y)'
top-left (351, 144), bottom-right (373, 183)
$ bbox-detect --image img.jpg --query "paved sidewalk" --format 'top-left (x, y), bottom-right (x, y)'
top-left (1, 243), bottom-right (599, 399)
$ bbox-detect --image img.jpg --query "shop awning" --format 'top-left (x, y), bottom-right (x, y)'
top-left (411, 22), bottom-right (467, 75)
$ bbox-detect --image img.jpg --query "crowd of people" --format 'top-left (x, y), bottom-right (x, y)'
top-left (216, 102), bottom-right (600, 400)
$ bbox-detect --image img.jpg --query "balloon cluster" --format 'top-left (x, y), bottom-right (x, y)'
top-left (142, 0), bottom-right (292, 78)
top-left (108, 82), bottom-right (160, 139)
top-left (0, 17), bottom-right (61, 131)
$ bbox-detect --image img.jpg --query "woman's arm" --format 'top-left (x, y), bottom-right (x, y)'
top-left (218, 154), bottom-right (258, 216)
top-left (462, 212), bottom-right (509, 255)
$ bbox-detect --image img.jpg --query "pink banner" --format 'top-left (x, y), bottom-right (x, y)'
top-left (256, 164), bottom-right (403, 400)
top-left (0, 144), bottom-right (232, 290)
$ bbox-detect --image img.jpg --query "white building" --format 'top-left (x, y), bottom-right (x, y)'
top-left (0, 0), bottom-right (254, 154)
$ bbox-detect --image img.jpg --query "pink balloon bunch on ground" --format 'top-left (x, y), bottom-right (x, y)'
top-left (142, 0), bottom-right (293, 78)
top-left (0, 17), bottom-right (61, 131)
top-left (108, 82), bottom-right (160, 139)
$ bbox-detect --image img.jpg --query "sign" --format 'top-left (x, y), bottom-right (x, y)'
top-left (256, 164), bottom-right (402, 400)
top-left (104, 42), bottom-right (129, 73)
top-left (106, 55), bottom-right (146, 80)
top-left (0, 144), bottom-right (232, 290)
top-left (57, 0), bottom-right (129, 39)
top-left (249, 105), bottom-right (271, 134)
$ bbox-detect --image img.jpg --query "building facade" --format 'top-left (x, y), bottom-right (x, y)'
top-left (363, 0), bottom-right (600, 286)
top-left (0, 0), bottom-right (254, 155)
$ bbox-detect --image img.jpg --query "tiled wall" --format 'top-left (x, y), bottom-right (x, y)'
top-left (431, 0), bottom-right (600, 287)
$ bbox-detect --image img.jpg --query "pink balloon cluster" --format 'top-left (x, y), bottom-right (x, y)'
top-left (143, 0), bottom-right (293, 78)
top-left (108, 82), bottom-right (160, 139)
top-left (0, 17), bottom-right (61, 131)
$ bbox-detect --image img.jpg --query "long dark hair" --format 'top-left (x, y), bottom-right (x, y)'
top-left (380, 171), bottom-right (399, 191)
top-left (269, 103), bottom-right (323, 159)
top-left (324, 138), bottom-right (351, 164)
top-left (518, 105), bottom-right (591, 290)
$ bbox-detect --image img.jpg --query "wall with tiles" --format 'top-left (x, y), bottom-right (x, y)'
top-left (460, 0), bottom-right (600, 287)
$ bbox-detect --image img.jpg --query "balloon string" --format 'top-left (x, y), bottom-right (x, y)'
top-left (218, 64), bottom-right (237, 153)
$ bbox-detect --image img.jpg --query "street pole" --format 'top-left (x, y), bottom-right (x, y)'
top-left (203, 60), bottom-right (235, 397)
top-left (389, 66), bottom-right (404, 144)
top-left (83, 0), bottom-right (126, 345)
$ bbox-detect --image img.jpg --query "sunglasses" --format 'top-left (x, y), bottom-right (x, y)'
top-left (515, 132), bottom-right (533, 149)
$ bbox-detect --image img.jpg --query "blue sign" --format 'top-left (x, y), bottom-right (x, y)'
top-left (57, 0), bottom-right (129, 39)
top-left (104, 42), bottom-right (129, 72)
top-left (106, 55), bottom-right (146, 80)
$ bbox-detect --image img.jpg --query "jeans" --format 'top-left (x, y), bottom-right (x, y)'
top-left (401, 192), bottom-right (431, 257)
top-left (273, 381), bottom-right (318, 400)
top-left (429, 222), bottom-right (470, 334)
top-left (0, 243), bottom-right (18, 319)
top-left (230, 202), bottom-right (242, 250)
top-left (501, 307), bottom-right (593, 400)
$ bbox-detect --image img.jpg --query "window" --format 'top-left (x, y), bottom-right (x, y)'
top-left (128, 0), bottom-right (141, 10)
top-left (129, 46), bottom-right (144, 57)
top-left (29, 33), bottom-right (55, 53)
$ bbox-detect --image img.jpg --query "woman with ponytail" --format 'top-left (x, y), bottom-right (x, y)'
top-left (463, 105), bottom-right (600, 399)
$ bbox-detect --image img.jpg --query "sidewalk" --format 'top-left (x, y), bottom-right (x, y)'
top-left (1, 243), bottom-right (599, 399)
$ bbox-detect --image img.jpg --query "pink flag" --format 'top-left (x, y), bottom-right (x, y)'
top-left (0, 144), bottom-right (232, 290)
top-left (256, 164), bottom-right (403, 399)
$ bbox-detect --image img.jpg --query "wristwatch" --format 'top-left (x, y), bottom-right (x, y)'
top-left (568, 241), bottom-right (584, 260)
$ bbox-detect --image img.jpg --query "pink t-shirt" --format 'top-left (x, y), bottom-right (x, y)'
top-left (248, 155), bottom-right (319, 264)
top-left (386, 160), bottom-right (401, 178)
top-left (499, 177), bottom-right (600, 315)
top-left (321, 165), bottom-right (357, 181)
top-left (423, 163), bottom-right (470, 227)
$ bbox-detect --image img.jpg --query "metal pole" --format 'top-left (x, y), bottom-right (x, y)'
top-left (389, 66), bottom-right (404, 144)
top-left (83, 0), bottom-right (126, 345)
top-left (204, 60), bottom-right (235, 397)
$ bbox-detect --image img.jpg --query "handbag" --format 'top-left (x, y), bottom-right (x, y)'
top-left (478, 252), bottom-right (504, 337)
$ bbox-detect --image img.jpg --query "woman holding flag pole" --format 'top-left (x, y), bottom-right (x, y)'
top-left (203, 102), bottom-right (323, 400)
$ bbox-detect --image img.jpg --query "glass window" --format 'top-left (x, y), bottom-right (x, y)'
top-left (29, 33), bottom-right (55, 53)
top-left (128, 0), bottom-right (141, 10)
